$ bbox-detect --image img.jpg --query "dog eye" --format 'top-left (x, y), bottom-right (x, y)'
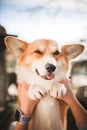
top-left (53, 50), bottom-right (60, 55)
top-left (34, 50), bottom-right (42, 54)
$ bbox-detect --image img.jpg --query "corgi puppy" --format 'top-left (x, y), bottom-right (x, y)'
top-left (4, 36), bottom-right (84, 130)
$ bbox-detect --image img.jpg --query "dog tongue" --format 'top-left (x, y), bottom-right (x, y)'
top-left (46, 74), bottom-right (54, 80)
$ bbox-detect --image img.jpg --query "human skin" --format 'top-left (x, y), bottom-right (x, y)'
top-left (14, 79), bottom-right (87, 130)
top-left (60, 79), bottom-right (87, 126)
top-left (14, 82), bottom-right (38, 130)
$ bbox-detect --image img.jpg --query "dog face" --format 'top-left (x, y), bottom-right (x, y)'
top-left (20, 39), bottom-right (60, 80)
top-left (4, 36), bottom-right (84, 81)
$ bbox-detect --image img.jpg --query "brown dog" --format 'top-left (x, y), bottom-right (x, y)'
top-left (4, 36), bottom-right (84, 130)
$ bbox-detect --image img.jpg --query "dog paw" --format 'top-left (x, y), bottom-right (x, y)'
top-left (50, 82), bottom-right (67, 99)
top-left (28, 85), bottom-right (47, 101)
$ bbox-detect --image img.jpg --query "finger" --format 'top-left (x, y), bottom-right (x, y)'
top-left (19, 81), bottom-right (29, 90)
top-left (18, 83), bottom-right (22, 92)
top-left (23, 82), bottom-right (29, 90)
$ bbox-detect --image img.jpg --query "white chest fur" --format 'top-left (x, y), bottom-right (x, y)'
top-left (32, 95), bottom-right (64, 130)
top-left (16, 66), bottom-right (66, 130)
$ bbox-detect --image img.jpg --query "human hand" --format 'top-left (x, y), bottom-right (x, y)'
top-left (60, 79), bottom-right (87, 126)
top-left (60, 78), bottom-right (76, 105)
top-left (18, 82), bottom-right (38, 116)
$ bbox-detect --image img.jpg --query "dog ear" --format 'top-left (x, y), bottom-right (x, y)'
top-left (61, 44), bottom-right (84, 60)
top-left (4, 36), bottom-right (28, 57)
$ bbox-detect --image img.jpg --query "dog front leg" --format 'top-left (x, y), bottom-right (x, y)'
top-left (28, 85), bottom-right (47, 101)
top-left (50, 82), bottom-right (67, 99)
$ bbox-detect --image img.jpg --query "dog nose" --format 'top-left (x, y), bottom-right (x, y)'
top-left (45, 63), bottom-right (56, 73)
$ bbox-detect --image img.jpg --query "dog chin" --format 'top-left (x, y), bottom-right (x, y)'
top-left (35, 69), bottom-right (55, 80)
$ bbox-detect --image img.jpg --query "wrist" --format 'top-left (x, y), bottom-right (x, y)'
top-left (20, 107), bottom-right (33, 116)
top-left (20, 101), bottom-right (37, 116)
top-left (15, 109), bottom-right (32, 125)
top-left (66, 95), bottom-right (78, 107)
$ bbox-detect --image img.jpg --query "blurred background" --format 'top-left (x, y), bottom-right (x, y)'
top-left (0, 0), bottom-right (87, 130)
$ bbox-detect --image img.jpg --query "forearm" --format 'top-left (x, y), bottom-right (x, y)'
top-left (68, 96), bottom-right (87, 125)
top-left (14, 107), bottom-right (32, 130)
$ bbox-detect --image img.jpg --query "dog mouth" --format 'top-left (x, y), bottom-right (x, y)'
top-left (35, 69), bottom-right (55, 80)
